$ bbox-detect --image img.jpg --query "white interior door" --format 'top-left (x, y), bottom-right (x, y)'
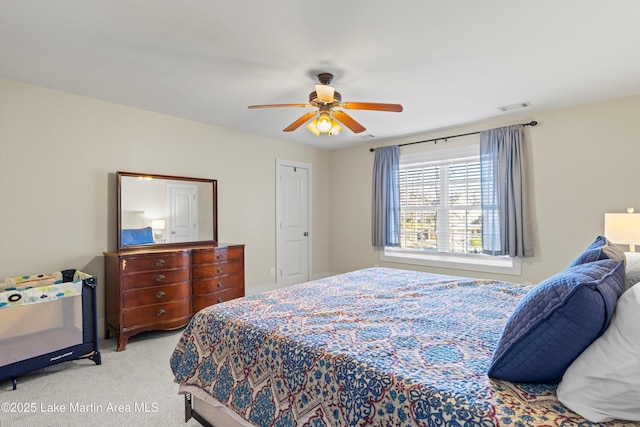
top-left (169, 184), bottom-right (198, 243)
top-left (276, 159), bottom-right (311, 286)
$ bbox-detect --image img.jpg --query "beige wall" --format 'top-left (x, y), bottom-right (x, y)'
top-left (329, 95), bottom-right (640, 285)
top-left (0, 79), bottom-right (331, 331)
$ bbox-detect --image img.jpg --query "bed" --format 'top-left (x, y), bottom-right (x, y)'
top-left (171, 238), bottom-right (639, 426)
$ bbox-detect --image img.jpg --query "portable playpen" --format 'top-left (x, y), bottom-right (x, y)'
top-left (0, 269), bottom-right (101, 389)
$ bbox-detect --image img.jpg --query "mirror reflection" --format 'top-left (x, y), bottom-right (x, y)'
top-left (118, 172), bottom-right (217, 249)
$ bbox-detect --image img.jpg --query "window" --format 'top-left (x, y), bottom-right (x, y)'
top-left (381, 143), bottom-right (520, 275)
top-left (399, 151), bottom-right (481, 254)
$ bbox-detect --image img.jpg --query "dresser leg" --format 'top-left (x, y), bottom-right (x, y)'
top-left (116, 334), bottom-right (129, 352)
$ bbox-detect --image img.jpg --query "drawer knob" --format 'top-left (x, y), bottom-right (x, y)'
top-left (217, 297), bottom-right (224, 303)
top-left (216, 254), bottom-right (223, 260)
top-left (155, 274), bottom-right (165, 283)
top-left (155, 309), bottom-right (166, 317)
top-left (156, 291), bottom-right (166, 300)
top-left (217, 281), bottom-right (223, 288)
top-left (155, 259), bottom-right (166, 267)
top-left (217, 267), bottom-right (223, 274)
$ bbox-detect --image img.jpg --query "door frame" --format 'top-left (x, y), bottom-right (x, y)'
top-left (275, 158), bottom-right (312, 286)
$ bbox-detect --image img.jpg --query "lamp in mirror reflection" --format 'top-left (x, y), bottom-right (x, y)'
top-left (151, 219), bottom-right (166, 242)
top-left (604, 207), bottom-right (640, 252)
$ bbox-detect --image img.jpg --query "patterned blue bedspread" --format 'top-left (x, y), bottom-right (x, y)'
top-left (170, 268), bottom-right (633, 427)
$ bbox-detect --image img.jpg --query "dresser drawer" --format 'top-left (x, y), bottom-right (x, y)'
top-left (192, 260), bottom-right (243, 279)
top-left (192, 288), bottom-right (245, 313)
top-left (123, 283), bottom-right (191, 307)
top-left (122, 268), bottom-right (190, 290)
top-left (192, 247), bottom-right (244, 264)
top-left (123, 299), bottom-right (190, 328)
top-left (121, 252), bottom-right (190, 273)
top-left (192, 273), bottom-right (243, 295)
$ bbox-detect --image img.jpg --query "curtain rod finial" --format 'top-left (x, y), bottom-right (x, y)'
top-left (528, 121), bottom-right (538, 126)
top-left (369, 148), bottom-right (375, 152)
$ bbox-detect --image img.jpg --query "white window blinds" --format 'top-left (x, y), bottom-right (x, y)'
top-left (398, 145), bottom-right (481, 254)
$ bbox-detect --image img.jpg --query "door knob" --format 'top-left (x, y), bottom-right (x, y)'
top-left (303, 232), bottom-right (309, 236)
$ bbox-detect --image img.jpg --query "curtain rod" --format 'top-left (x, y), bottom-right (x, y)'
top-left (368, 120), bottom-right (537, 152)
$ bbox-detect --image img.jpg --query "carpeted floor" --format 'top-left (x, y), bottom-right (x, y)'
top-left (0, 329), bottom-right (203, 427)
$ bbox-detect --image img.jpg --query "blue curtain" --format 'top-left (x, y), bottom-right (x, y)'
top-left (372, 145), bottom-right (400, 248)
top-left (480, 125), bottom-right (534, 257)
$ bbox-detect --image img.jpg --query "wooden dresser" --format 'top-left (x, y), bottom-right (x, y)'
top-left (104, 243), bottom-right (244, 351)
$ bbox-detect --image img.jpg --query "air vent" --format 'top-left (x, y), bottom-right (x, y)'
top-left (498, 101), bottom-right (531, 112)
top-left (355, 134), bottom-right (375, 139)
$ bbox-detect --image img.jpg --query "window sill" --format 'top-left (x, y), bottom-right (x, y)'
top-left (381, 247), bottom-right (521, 276)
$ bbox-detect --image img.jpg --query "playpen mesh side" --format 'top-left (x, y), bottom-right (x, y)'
top-left (0, 294), bottom-right (83, 367)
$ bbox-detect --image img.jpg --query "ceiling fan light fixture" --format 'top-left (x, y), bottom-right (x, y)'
top-left (306, 114), bottom-right (342, 137)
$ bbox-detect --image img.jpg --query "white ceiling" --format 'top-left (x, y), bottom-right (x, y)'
top-left (1, 1), bottom-right (639, 149)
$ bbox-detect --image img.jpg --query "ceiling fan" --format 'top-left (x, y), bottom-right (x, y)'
top-left (248, 73), bottom-right (403, 136)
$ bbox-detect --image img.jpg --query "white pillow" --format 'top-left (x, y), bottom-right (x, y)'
top-left (625, 252), bottom-right (640, 291)
top-left (556, 284), bottom-right (640, 422)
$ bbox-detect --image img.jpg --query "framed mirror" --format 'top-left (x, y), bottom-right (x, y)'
top-left (117, 171), bottom-right (217, 250)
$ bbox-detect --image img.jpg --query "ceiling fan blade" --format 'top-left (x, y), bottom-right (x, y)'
top-left (283, 111), bottom-right (317, 132)
top-left (248, 104), bottom-right (309, 109)
top-left (340, 102), bottom-right (403, 112)
top-left (332, 110), bottom-right (366, 133)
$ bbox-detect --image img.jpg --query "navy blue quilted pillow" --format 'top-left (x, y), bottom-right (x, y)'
top-left (568, 235), bottom-right (625, 267)
top-left (488, 259), bottom-right (625, 383)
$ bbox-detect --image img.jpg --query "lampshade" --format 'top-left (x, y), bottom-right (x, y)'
top-left (329, 121), bottom-right (342, 136)
top-left (151, 219), bottom-right (165, 230)
top-left (306, 119), bottom-right (321, 136)
top-left (314, 84), bottom-right (335, 103)
top-left (604, 212), bottom-right (640, 252)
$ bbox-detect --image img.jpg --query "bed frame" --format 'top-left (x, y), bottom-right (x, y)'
top-left (185, 393), bottom-right (214, 427)
top-left (181, 386), bottom-right (254, 427)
